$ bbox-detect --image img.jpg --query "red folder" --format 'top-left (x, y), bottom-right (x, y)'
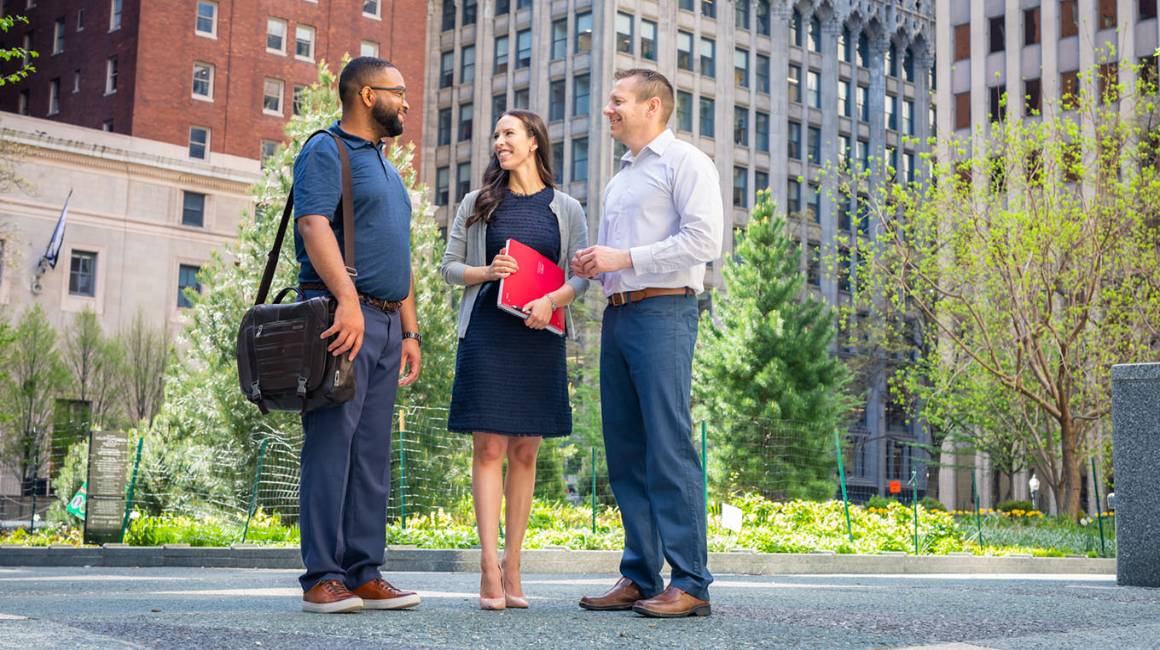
top-left (496, 238), bottom-right (566, 336)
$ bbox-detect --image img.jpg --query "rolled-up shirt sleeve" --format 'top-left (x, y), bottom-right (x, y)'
top-left (627, 151), bottom-right (724, 274)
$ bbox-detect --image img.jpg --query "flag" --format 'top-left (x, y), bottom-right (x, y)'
top-left (39, 189), bottom-right (73, 270)
top-left (66, 481), bottom-right (87, 518)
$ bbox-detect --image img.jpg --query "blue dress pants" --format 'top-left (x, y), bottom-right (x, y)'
top-left (298, 302), bottom-right (401, 592)
top-left (600, 294), bottom-right (713, 600)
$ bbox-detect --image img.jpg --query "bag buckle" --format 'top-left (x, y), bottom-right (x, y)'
top-left (296, 375), bottom-right (308, 398)
top-left (249, 381), bottom-right (262, 401)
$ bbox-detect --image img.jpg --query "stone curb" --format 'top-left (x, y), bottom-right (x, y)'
top-left (0, 546), bottom-right (1115, 575)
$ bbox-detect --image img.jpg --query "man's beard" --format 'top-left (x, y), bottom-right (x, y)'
top-left (372, 101), bottom-right (404, 138)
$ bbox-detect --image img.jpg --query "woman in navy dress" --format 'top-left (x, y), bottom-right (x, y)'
top-left (440, 110), bottom-right (589, 610)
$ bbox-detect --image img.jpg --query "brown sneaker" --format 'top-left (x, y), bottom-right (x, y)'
top-left (302, 579), bottom-right (363, 614)
top-left (350, 578), bottom-right (421, 610)
top-left (578, 576), bottom-right (643, 611)
top-left (632, 586), bottom-right (710, 618)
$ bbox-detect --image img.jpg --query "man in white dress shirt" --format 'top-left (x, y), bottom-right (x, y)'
top-left (572, 69), bottom-right (723, 618)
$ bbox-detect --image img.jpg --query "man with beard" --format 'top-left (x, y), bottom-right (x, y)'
top-left (293, 57), bottom-right (423, 614)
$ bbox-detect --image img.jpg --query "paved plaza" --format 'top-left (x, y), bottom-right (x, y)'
top-left (0, 567), bottom-right (1157, 649)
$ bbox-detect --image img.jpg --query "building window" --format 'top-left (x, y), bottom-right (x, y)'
top-left (858, 139), bottom-right (869, 168)
top-left (989, 85), bottom-right (1005, 121)
top-left (1024, 7), bottom-right (1040, 45)
top-left (807, 185), bottom-right (820, 222)
top-left (435, 167), bottom-right (449, 206)
top-left (363, 0), bottom-right (380, 18)
top-left (551, 18), bottom-right (567, 60)
top-left (807, 70), bottom-right (820, 108)
top-left (102, 119), bottom-right (113, 131)
top-left (177, 264), bottom-right (201, 309)
top-left (640, 19), bottom-right (657, 61)
top-left (787, 179), bottom-right (801, 213)
top-left (456, 162), bottom-right (471, 201)
top-left (733, 167), bottom-right (748, 208)
top-left (677, 31), bottom-right (693, 70)
top-left (733, 106), bottom-right (748, 147)
top-left (954, 23), bottom-right (970, 61)
top-left (52, 18), bottom-right (64, 54)
top-left (756, 53), bottom-right (770, 93)
top-left (460, 45), bottom-right (475, 85)
top-left (788, 64), bottom-right (801, 103)
top-left (516, 29), bottom-right (531, 69)
top-left (736, 0), bottom-right (750, 30)
top-left (807, 126), bottom-right (820, 163)
top-left (77, 8), bottom-right (85, 31)
top-left (196, 1), bottom-right (217, 36)
top-left (989, 15), bottom-right (1005, 53)
top-left (735, 48), bottom-right (749, 88)
top-left (700, 37), bottom-right (715, 78)
top-left (677, 90), bottom-right (693, 132)
top-left (840, 79), bottom-right (852, 117)
top-left (292, 85), bottom-right (306, 115)
top-left (105, 56), bottom-right (118, 93)
top-left (513, 87), bottom-right (529, 109)
top-left (109, 0), bottom-right (122, 31)
top-left (699, 96), bottom-right (715, 137)
top-left (263, 78), bottom-right (284, 115)
top-left (680, 0), bottom-right (694, 10)
top-left (267, 18), bottom-right (287, 53)
top-left (702, 0), bottom-right (716, 19)
top-left (903, 99), bottom-right (914, 135)
top-left (841, 28), bottom-right (853, 62)
top-left (552, 140), bottom-right (564, 184)
top-left (954, 92), bottom-right (970, 130)
top-left (494, 36), bottom-right (508, 74)
top-left (839, 134), bottom-right (852, 167)
top-left (575, 11), bottom-right (592, 54)
top-left (437, 107), bottom-right (451, 145)
top-left (1142, 0), bottom-right (1159, 20)
top-left (903, 51), bottom-right (915, 82)
top-left (755, 111), bottom-right (769, 152)
top-left (440, 50), bottom-right (454, 87)
top-left (1098, 63), bottom-right (1118, 102)
top-left (460, 0), bottom-right (477, 23)
top-left (886, 95), bottom-right (897, 130)
top-left (1098, 0), bottom-right (1116, 29)
top-left (792, 9), bottom-right (803, 47)
top-left (756, 0), bottom-right (771, 36)
top-left (496, 0), bottom-right (509, 15)
top-left (192, 62), bottom-right (213, 99)
top-left (1026, 78), bottom-right (1042, 113)
top-left (72, 69), bottom-right (80, 93)
top-left (295, 24), bottom-right (315, 60)
top-left (754, 170), bottom-right (769, 203)
top-left (1060, 69), bottom-right (1079, 106)
top-left (1060, 1), bottom-right (1078, 38)
top-left (616, 12), bottom-right (633, 54)
top-left (441, 0), bottom-right (455, 31)
top-left (361, 40), bottom-right (379, 57)
top-left (573, 74), bottom-right (590, 117)
top-left (182, 191), bottom-right (206, 227)
top-left (571, 137), bottom-right (588, 182)
top-left (492, 93), bottom-right (506, 124)
top-left (48, 78), bottom-right (60, 115)
top-left (69, 251), bottom-right (97, 297)
top-left (808, 16), bottom-right (821, 52)
top-left (459, 102), bottom-right (473, 141)
top-left (189, 126), bottom-right (209, 159)
top-left (788, 121), bottom-right (801, 159)
top-left (904, 152), bottom-right (915, 183)
top-left (549, 79), bottom-right (565, 122)
top-left (857, 85), bottom-right (868, 121)
top-left (807, 242), bottom-right (821, 285)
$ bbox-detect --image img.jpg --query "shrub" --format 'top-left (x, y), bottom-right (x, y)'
top-left (996, 500), bottom-right (1033, 514)
top-left (867, 495), bottom-right (901, 509)
top-left (921, 496), bottom-right (947, 512)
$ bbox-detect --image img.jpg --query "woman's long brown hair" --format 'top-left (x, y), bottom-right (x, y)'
top-left (468, 109), bottom-right (557, 228)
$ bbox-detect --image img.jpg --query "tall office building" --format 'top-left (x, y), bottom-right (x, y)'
top-left (932, 0), bottom-right (1159, 512)
top-left (423, 0), bottom-right (936, 500)
top-left (0, 0), bottom-right (428, 162)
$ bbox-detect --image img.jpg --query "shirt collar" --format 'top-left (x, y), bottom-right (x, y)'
top-left (620, 129), bottom-right (675, 165)
top-left (329, 120), bottom-right (379, 150)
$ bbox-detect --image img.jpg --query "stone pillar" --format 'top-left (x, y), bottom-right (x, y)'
top-left (819, 14), bottom-right (841, 304)
top-left (867, 33), bottom-right (888, 193)
top-left (938, 437), bottom-right (958, 510)
top-left (770, 2), bottom-right (791, 215)
top-left (912, 46), bottom-right (933, 182)
top-left (1111, 363), bottom-right (1160, 587)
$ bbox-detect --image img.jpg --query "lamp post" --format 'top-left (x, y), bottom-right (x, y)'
top-left (1028, 473), bottom-right (1040, 512)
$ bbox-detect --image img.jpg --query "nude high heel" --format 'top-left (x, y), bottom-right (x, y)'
top-left (500, 557), bottom-right (528, 609)
top-left (480, 568), bottom-right (506, 611)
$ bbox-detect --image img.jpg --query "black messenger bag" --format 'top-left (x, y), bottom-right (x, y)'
top-left (236, 130), bottom-right (358, 414)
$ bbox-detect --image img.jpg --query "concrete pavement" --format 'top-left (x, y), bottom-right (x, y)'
top-left (0, 567), bottom-right (1157, 649)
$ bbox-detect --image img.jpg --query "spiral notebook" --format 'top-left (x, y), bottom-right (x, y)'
top-left (496, 238), bottom-right (566, 337)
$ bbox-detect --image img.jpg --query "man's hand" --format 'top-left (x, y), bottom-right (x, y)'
top-left (484, 247), bottom-right (519, 281)
top-left (521, 296), bottom-right (554, 330)
top-left (571, 246), bottom-right (632, 278)
top-left (321, 299), bottom-right (365, 361)
top-left (398, 338), bottom-right (421, 386)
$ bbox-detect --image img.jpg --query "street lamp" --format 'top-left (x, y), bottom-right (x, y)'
top-left (1029, 473), bottom-right (1040, 511)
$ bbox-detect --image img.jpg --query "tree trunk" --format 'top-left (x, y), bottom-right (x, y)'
top-left (1059, 416), bottom-right (1083, 519)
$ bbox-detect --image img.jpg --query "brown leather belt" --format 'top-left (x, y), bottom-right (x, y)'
top-left (300, 282), bottom-right (402, 313)
top-left (607, 287), bottom-right (695, 307)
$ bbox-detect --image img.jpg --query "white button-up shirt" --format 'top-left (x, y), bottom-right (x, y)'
top-left (598, 129), bottom-right (724, 296)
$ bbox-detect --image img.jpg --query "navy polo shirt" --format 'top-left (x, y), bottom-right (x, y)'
top-left (292, 121), bottom-right (412, 301)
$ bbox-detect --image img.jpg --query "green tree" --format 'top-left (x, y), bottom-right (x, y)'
top-left (844, 60), bottom-right (1160, 518)
top-left (0, 14), bottom-right (36, 87)
top-left (61, 308), bottom-right (124, 429)
top-left (694, 192), bottom-right (853, 500)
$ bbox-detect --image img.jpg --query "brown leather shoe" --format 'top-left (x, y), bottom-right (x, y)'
top-left (578, 576), bottom-right (643, 611)
top-left (632, 586), bottom-right (710, 618)
top-left (302, 579), bottom-right (363, 614)
top-left (351, 578), bottom-right (421, 610)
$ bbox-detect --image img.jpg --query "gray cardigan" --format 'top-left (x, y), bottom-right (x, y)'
top-left (440, 188), bottom-right (590, 340)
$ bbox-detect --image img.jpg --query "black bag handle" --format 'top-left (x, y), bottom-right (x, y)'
top-left (254, 130), bottom-right (356, 306)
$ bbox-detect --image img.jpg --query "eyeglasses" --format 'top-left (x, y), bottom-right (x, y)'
top-left (367, 85), bottom-right (407, 100)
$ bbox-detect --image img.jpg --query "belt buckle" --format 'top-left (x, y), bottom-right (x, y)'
top-left (610, 292), bottom-right (627, 307)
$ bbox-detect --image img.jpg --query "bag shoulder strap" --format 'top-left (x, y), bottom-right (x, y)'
top-left (255, 129), bottom-right (356, 305)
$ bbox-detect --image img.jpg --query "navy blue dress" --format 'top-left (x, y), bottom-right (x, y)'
top-left (448, 187), bottom-right (571, 438)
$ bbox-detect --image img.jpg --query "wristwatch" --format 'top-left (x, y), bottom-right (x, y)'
top-left (402, 331), bottom-right (422, 346)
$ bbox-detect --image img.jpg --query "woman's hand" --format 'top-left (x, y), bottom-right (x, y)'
top-left (484, 247), bottom-right (519, 281)
top-left (521, 295), bottom-right (555, 330)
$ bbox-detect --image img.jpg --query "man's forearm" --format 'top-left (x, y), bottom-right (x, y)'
top-left (400, 275), bottom-right (418, 332)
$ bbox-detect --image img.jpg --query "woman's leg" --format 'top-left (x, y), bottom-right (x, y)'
top-left (473, 432), bottom-right (508, 599)
top-left (501, 436), bottom-right (542, 597)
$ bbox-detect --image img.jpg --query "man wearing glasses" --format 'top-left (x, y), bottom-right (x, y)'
top-left (293, 57), bottom-right (423, 614)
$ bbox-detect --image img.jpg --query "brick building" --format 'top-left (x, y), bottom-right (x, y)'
top-left (0, 0), bottom-right (428, 162)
